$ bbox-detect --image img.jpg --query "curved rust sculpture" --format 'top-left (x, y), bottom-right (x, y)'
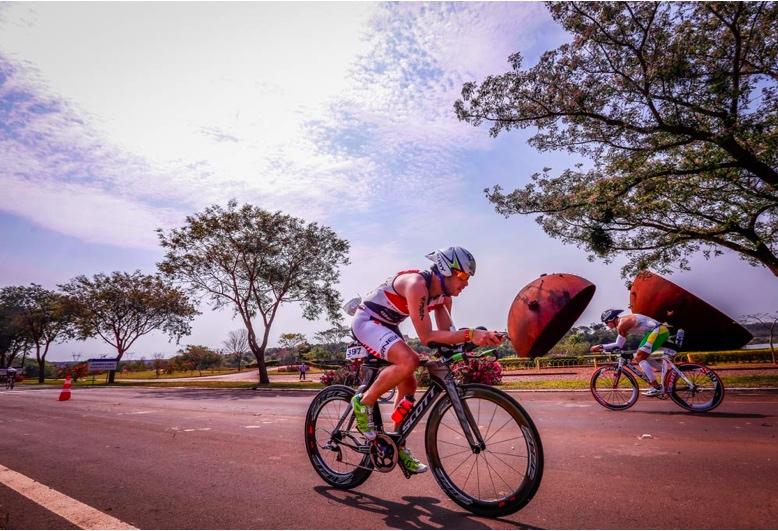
top-left (629, 271), bottom-right (752, 351)
top-left (508, 273), bottom-right (596, 358)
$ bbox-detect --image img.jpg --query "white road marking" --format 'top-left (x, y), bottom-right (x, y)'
top-left (0, 464), bottom-right (137, 530)
top-left (243, 425), bottom-right (262, 429)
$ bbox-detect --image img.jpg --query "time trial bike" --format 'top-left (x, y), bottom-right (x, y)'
top-left (590, 330), bottom-right (724, 412)
top-left (304, 340), bottom-right (543, 517)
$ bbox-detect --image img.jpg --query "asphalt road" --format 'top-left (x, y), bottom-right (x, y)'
top-left (1, 386), bottom-right (776, 529)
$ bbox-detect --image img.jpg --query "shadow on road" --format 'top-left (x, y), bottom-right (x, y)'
top-left (312, 485), bottom-right (541, 530)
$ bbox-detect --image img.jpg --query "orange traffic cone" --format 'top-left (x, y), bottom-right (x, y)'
top-left (58, 374), bottom-right (72, 401)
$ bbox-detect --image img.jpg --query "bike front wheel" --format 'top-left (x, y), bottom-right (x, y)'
top-left (304, 385), bottom-right (374, 489)
top-left (590, 365), bottom-right (638, 410)
top-left (425, 384), bottom-right (543, 517)
top-left (666, 363), bottom-right (725, 412)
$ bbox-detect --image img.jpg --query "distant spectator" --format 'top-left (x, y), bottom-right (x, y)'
top-left (299, 362), bottom-right (309, 381)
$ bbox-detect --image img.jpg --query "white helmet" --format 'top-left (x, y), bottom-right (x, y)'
top-left (425, 246), bottom-right (476, 277)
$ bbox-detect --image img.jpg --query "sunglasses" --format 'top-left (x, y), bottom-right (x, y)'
top-left (452, 269), bottom-right (470, 281)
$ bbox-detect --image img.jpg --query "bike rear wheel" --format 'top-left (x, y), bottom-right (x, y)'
top-left (425, 384), bottom-right (543, 517)
top-left (590, 365), bottom-right (638, 410)
top-left (304, 385), bottom-right (374, 488)
top-left (378, 388), bottom-right (396, 403)
top-left (666, 363), bottom-right (724, 412)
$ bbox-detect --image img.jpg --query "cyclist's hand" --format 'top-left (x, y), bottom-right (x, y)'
top-left (590, 344), bottom-right (604, 353)
top-left (473, 329), bottom-right (504, 346)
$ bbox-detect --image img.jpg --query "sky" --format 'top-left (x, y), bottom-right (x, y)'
top-left (1, 2), bottom-right (776, 362)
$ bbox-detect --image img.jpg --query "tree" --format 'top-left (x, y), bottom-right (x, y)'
top-left (314, 323), bottom-right (351, 354)
top-left (223, 329), bottom-right (249, 371)
top-left (741, 312), bottom-right (778, 364)
top-left (0, 285), bottom-right (74, 383)
top-left (456, 2), bottom-right (778, 278)
top-left (0, 294), bottom-right (31, 369)
top-left (152, 353), bottom-right (167, 378)
top-left (178, 345), bottom-right (222, 376)
top-left (157, 201), bottom-right (350, 384)
top-left (60, 271), bottom-right (198, 383)
top-left (279, 332), bottom-right (307, 350)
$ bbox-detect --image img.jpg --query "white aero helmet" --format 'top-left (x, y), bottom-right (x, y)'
top-left (425, 246), bottom-right (476, 277)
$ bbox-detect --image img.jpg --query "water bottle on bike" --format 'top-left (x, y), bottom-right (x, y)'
top-left (391, 395), bottom-right (415, 424)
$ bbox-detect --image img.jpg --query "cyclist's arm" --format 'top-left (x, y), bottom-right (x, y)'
top-left (600, 334), bottom-right (627, 352)
top-left (601, 320), bottom-right (634, 351)
top-left (404, 280), bottom-right (500, 347)
top-left (432, 297), bottom-right (455, 331)
top-left (405, 279), bottom-right (466, 345)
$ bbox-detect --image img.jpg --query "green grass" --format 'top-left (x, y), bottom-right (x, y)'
top-left (21, 379), bottom-right (324, 390)
top-left (20, 373), bottom-right (778, 391)
top-left (98, 368), bottom-right (244, 379)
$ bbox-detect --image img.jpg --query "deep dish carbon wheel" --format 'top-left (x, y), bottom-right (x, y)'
top-left (304, 385), bottom-right (376, 489)
top-left (590, 365), bottom-right (639, 410)
top-left (425, 384), bottom-right (543, 517)
top-left (666, 363), bottom-right (725, 412)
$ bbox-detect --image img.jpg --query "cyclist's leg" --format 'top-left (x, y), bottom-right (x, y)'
top-left (351, 312), bottom-right (418, 407)
top-left (393, 373), bottom-right (417, 431)
top-left (636, 326), bottom-right (669, 390)
top-left (361, 342), bottom-right (419, 406)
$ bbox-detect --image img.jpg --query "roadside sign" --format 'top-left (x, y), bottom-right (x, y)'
top-left (87, 359), bottom-right (118, 372)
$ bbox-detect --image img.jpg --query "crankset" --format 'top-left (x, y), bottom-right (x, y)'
top-left (369, 433), bottom-right (398, 473)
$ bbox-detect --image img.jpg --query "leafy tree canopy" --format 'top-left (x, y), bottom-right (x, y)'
top-left (60, 271), bottom-right (197, 383)
top-left (157, 201), bottom-right (350, 383)
top-left (456, 2), bottom-right (778, 277)
top-left (0, 284), bottom-right (73, 381)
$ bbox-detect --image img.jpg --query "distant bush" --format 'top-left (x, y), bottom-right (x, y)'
top-left (320, 362), bottom-right (360, 386)
top-left (451, 358), bottom-right (503, 385)
top-left (414, 358), bottom-right (503, 386)
top-left (686, 349), bottom-right (775, 364)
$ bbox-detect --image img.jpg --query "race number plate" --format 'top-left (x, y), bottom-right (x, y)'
top-left (345, 344), bottom-right (368, 360)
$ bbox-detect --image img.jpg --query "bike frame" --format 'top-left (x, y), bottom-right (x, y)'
top-left (336, 357), bottom-right (486, 454)
top-left (613, 351), bottom-right (696, 389)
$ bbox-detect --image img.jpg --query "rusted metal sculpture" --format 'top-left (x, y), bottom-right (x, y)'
top-left (508, 273), bottom-right (596, 358)
top-left (629, 271), bottom-right (752, 351)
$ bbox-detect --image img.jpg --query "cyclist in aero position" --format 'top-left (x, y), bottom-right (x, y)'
top-left (590, 309), bottom-right (670, 396)
top-left (350, 246), bottom-right (504, 475)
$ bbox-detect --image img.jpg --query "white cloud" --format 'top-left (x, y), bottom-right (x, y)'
top-left (0, 174), bottom-right (177, 249)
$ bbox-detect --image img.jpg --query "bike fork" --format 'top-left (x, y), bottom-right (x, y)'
top-left (443, 379), bottom-right (486, 452)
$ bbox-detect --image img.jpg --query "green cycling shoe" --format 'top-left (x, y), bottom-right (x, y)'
top-left (351, 393), bottom-right (376, 440)
top-left (399, 446), bottom-right (428, 475)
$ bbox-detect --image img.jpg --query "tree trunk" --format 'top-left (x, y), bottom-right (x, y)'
top-left (246, 330), bottom-right (271, 384)
top-left (752, 243), bottom-right (778, 277)
top-left (108, 349), bottom-right (125, 384)
top-left (36, 344), bottom-right (44, 384)
top-left (249, 345), bottom-right (269, 384)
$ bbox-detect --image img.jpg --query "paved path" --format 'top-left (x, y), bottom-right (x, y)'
top-left (1, 387), bottom-right (777, 529)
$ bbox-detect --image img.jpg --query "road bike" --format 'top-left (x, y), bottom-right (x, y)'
top-left (590, 330), bottom-right (724, 412)
top-left (305, 341), bottom-right (543, 517)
